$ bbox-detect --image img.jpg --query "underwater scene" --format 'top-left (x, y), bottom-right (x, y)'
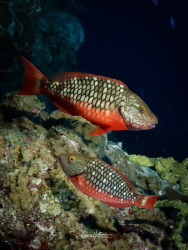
top-left (0, 0), bottom-right (187, 249)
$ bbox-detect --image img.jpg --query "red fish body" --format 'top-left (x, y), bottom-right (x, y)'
top-left (18, 57), bottom-right (158, 136)
top-left (58, 153), bottom-right (159, 209)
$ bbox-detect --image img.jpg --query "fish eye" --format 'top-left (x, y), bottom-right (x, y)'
top-left (69, 156), bottom-right (76, 163)
top-left (139, 105), bottom-right (146, 113)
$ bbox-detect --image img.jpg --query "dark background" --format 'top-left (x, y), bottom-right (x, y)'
top-left (76, 0), bottom-right (188, 161)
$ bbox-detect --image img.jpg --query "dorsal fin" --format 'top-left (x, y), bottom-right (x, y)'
top-left (49, 72), bottom-right (128, 88)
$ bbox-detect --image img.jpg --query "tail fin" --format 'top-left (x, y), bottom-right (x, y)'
top-left (17, 57), bottom-right (47, 95)
top-left (140, 195), bottom-right (159, 209)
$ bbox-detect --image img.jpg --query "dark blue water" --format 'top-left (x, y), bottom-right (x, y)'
top-left (76, 0), bottom-right (188, 161)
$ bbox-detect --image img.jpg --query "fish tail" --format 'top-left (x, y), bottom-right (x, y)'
top-left (17, 56), bottom-right (47, 95)
top-left (139, 195), bottom-right (159, 209)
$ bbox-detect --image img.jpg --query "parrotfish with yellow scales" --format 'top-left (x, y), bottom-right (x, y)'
top-left (17, 57), bottom-right (158, 136)
top-left (58, 153), bottom-right (159, 209)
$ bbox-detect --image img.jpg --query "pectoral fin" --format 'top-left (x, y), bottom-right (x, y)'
top-left (52, 101), bottom-right (71, 115)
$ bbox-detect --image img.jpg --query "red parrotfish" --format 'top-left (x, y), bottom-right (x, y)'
top-left (57, 153), bottom-right (159, 209)
top-left (17, 57), bottom-right (158, 136)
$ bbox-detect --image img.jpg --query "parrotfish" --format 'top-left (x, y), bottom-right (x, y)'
top-left (17, 57), bottom-right (158, 136)
top-left (58, 153), bottom-right (159, 209)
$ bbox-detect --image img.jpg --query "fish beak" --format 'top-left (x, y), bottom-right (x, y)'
top-left (147, 121), bottom-right (158, 129)
top-left (148, 124), bottom-right (156, 129)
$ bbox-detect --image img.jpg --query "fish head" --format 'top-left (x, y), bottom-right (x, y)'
top-left (58, 153), bottom-right (86, 177)
top-left (120, 91), bottom-right (158, 130)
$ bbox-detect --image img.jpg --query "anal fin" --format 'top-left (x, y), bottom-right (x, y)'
top-left (52, 101), bottom-right (71, 115)
top-left (102, 200), bottom-right (129, 208)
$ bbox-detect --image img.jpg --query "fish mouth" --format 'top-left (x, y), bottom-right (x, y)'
top-left (147, 123), bottom-right (157, 129)
top-left (57, 155), bottom-right (64, 167)
top-left (57, 155), bottom-right (61, 162)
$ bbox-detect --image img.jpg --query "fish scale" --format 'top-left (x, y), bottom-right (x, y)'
top-left (58, 153), bottom-right (159, 209)
top-left (46, 76), bottom-right (123, 111)
top-left (44, 76), bottom-right (125, 127)
top-left (18, 57), bottom-right (158, 136)
top-left (83, 160), bottom-right (135, 201)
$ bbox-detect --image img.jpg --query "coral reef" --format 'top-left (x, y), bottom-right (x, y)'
top-left (126, 154), bottom-right (188, 250)
top-left (2, 1), bottom-right (187, 249)
top-left (0, 116), bottom-right (112, 249)
top-left (31, 9), bottom-right (84, 76)
top-left (0, 93), bottom-right (107, 159)
top-left (0, 0), bottom-right (84, 99)
top-left (128, 155), bottom-right (188, 197)
top-left (0, 93), bottom-right (180, 249)
top-left (0, 0), bottom-right (49, 95)
top-left (156, 200), bottom-right (188, 250)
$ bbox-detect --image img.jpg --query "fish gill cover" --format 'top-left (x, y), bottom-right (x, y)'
top-left (0, 0), bottom-right (188, 250)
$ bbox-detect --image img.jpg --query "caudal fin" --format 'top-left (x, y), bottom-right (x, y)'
top-left (17, 57), bottom-right (47, 95)
top-left (140, 195), bottom-right (159, 209)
